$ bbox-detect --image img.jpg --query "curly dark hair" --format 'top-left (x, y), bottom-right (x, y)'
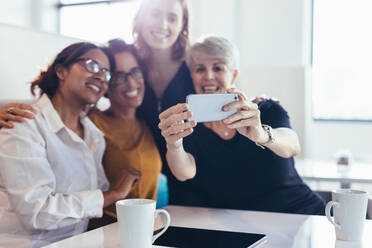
top-left (30, 42), bottom-right (115, 98)
top-left (106, 38), bottom-right (140, 61)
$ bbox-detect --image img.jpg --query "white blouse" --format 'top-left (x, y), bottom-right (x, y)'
top-left (0, 94), bottom-right (109, 247)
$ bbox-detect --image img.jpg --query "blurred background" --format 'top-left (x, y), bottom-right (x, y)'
top-left (0, 0), bottom-right (371, 193)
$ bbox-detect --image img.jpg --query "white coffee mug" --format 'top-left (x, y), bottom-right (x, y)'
top-left (325, 189), bottom-right (368, 241)
top-left (116, 199), bottom-right (171, 248)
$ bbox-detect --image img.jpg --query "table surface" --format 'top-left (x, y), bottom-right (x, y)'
top-left (295, 158), bottom-right (372, 184)
top-left (44, 205), bottom-right (372, 248)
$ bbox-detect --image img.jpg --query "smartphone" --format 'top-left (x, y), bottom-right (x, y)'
top-left (186, 93), bottom-right (239, 123)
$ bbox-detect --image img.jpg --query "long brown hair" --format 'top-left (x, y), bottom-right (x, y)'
top-left (30, 42), bottom-right (115, 98)
top-left (132, 0), bottom-right (190, 62)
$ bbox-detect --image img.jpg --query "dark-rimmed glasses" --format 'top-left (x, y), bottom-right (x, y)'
top-left (74, 58), bottom-right (111, 83)
top-left (112, 67), bottom-right (143, 85)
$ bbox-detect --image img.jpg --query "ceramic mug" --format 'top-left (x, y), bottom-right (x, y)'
top-left (116, 199), bottom-right (171, 248)
top-left (325, 189), bottom-right (368, 241)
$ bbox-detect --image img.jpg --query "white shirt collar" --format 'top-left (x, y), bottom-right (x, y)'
top-left (34, 94), bottom-right (103, 140)
top-left (35, 94), bottom-right (64, 133)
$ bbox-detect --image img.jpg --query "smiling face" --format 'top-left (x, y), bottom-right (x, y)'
top-left (190, 58), bottom-right (238, 94)
top-left (139, 0), bottom-right (184, 50)
top-left (108, 51), bottom-right (145, 110)
top-left (57, 48), bottom-right (110, 106)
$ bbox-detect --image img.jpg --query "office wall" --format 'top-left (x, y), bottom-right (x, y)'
top-left (0, 0), bottom-right (59, 33)
top-left (0, 23), bottom-right (79, 100)
top-left (0, 0), bottom-right (31, 28)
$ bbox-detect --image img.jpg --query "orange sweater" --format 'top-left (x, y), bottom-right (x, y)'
top-left (89, 110), bottom-right (162, 214)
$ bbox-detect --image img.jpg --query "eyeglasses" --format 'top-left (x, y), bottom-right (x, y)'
top-left (112, 67), bottom-right (143, 85)
top-left (74, 58), bottom-right (111, 83)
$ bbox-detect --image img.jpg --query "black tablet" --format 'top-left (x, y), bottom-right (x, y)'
top-left (153, 226), bottom-right (267, 248)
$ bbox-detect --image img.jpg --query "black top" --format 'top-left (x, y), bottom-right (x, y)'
top-left (137, 61), bottom-right (195, 177)
top-left (169, 100), bottom-right (325, 215)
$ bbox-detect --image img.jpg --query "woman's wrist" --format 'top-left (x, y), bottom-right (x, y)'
top-left (254, 125), bottom-right (274, 149)
top-left (103, 190), bottom-right (119, 208)
top-left (166, 142), bottom-right (183, 152)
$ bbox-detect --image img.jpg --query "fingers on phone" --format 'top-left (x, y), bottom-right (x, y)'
top-left (227, 119), bottom-right (254, 129)
top-left (224, 110), bottom-right (258, 125)
top-left (169, 128), bottom-right (194, 142)
top-left (159, 103), bottom-right (188, 120)
top-left (224, 99), bottom-right (258, 112)
top-left (162, 121), bottom-right (195, 137)
top-left (159, 110), bottom-right (192, 130)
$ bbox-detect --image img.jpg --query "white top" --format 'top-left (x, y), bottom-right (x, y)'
top-left (0, 94), bottom-right (109, 248)
top-left (44, 205), bottom-right (372, 248)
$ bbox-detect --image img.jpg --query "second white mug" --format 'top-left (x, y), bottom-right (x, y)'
top-left (116, 198), bottom-right (171, 248)
top-left (325, 189), bottom-right (368, 241)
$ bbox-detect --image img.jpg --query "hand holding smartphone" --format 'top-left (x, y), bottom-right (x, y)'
top-left (187, 93), bottom-right (239, 123)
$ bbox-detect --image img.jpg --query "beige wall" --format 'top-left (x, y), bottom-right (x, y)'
top-left (0, 23), bottom-right (79, 100)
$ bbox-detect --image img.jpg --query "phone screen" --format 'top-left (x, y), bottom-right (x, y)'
top-left (187, 93), bottom-right (238, 123)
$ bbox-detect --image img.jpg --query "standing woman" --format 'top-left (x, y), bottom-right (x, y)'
top-left (0, 42), bottom-right (137, 247)
top-left (133, 0), bottom-right (195, 193)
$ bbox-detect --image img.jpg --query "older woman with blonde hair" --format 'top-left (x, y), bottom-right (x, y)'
top-left (158, 36), bottom-right (325, 215)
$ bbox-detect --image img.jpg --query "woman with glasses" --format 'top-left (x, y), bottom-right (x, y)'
top-left (0, 42), bottom-right (139, 247)
top-left (87, 39), bottom-right (162, 221)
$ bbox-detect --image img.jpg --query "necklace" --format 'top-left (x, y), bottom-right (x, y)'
top-left (204, 122), bottom-right (234, 139)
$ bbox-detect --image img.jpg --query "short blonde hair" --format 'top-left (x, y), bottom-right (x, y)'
top-left (187, 36), bottom-right (239, 71)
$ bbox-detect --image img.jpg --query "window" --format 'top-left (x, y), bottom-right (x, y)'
top-left (59, 0), bottom-right (141, 43)
top-left (312, 0), bottom-right (372, 121)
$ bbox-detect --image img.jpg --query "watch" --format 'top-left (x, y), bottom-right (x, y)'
top-left (255, 124), bottom-right (275, 149)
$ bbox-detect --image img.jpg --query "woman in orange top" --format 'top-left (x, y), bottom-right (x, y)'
top-left (89, 39), bottom-right (162, 217)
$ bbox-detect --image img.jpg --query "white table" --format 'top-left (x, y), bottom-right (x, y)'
top-left (44, 205), bottom-right (372, 248)
top-left (295, 159), bottom-right (372, 188)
